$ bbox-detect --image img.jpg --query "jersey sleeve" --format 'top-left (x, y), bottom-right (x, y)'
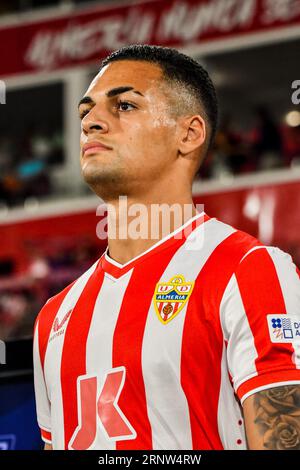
top-left (220, 246), bottom-right (300, 405)
top-left (33, 316), bottom-right (52, 445)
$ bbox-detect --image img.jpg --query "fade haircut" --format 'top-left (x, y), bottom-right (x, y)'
top-left (101, 44), bottom-right (218, 154)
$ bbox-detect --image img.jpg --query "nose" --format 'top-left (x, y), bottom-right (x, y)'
top-left (81, 108), bottom-right (109, 135)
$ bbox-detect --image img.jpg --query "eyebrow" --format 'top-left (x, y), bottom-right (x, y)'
top-left (78, 86), bottom-right (144, 108)
top-left (78, 96), bottom-right (95, 108)
top-left (106, 86), bottom-right (144, 98)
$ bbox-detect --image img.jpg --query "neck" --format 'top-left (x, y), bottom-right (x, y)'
top-left (104, 190), bottom-right (198, 265)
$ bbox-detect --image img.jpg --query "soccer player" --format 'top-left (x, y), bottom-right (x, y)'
top-left (33, 45), bottom-right (300, 450)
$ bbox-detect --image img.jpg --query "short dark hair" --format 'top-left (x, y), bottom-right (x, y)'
top-left (101, 44), bottom-right (218, 152)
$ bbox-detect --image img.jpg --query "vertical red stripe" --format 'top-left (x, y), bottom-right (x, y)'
top-left (235, 248), bottom-right (295, 373)
top-left (60, 265), bottom-right (105, 449)
top-left (181, 231), bottom-right (260, 449)
top-left (173, 302), bottom-right (179, 314)
top-left (37, 281), bottom-right (75, 370)
top-left (112, 236), bottom-right (194, 450)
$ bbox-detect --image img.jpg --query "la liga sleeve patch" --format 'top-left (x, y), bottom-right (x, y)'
top-left (267, 314), bottom-right (300, 343)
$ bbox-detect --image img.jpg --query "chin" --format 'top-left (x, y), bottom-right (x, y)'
top-left (82, 159), bottom-right (112, 182)
top-left (82, 168), bottom-right (130, 199)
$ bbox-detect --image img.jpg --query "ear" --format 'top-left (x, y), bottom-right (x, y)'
top-left (177, 115), bottom-right (206, 157)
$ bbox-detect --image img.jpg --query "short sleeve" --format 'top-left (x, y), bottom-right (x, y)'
top-left (33, 316), bottom-right (52, 445)
top-left (220, 246), bottom-right (300, 405)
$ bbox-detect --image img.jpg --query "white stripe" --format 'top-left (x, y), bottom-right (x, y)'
top-left (41, 437), bottom-right (52, 445)
top-left (265, 247), bottom-right (300, 368)
top-left (85, 270), bottom-right (134, 450)
top-left (43, 261), bottom-right (98, 449)
top-left (141, 218), bottom-right (236, 449)
top-left (33, 319), bottom-right (51, 433)
top-left (217, 343), bottom-right (246, 450)
top-left (239, 245), bottom-right (266, 263)
top-left (241, 381), bottom-right (300, 405)
top-left (220, 274), bottom-right (259, 394)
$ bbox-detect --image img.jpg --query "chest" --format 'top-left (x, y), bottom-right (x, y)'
top-left (44, 276), bottom-right (224, 396)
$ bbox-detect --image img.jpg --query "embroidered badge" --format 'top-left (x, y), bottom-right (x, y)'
top-left (153, 275), bottom-right (194, 325)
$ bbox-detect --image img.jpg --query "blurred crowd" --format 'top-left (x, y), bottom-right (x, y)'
top-left (0, 125), bottom-right (63, 207)
top-left (198, 107), bottom-right (300, 179)
top-left (0, 237), bottom-right (101, 340)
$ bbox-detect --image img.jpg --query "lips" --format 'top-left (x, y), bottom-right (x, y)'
top-left (82, 141), bottom-right (112, 156)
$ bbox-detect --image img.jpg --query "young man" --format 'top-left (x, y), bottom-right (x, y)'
top-left (34, 45), bottom-right (300, 450)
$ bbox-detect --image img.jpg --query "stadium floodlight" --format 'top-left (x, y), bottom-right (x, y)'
top-left (285, 110), bottom-right (300, 127)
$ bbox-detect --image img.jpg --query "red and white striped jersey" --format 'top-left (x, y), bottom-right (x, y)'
top-left (33, 212), bottom-right (300, 450)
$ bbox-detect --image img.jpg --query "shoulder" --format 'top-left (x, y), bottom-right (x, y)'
top-left (34, 258), bottom-right (100, 336)
top-left (235, 244), bottom-right (298, 278)
top-left (206, 216), bottom-right (263, 264)
top-left (221, 243), bottom-right (299, 320)
top-left (209, 217), bottom-right (297, 270)
top-left (204, 218), bottom-right (299, 296)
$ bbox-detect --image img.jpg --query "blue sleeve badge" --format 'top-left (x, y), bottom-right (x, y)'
top-left (267, 314), bottom-right (300, 343)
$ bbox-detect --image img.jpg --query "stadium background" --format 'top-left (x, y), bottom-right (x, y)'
top-left (0, 0), bottom-right (299, 450)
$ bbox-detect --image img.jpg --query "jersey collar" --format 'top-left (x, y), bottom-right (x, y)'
top-left (100, 212), bottom-right (210, 279)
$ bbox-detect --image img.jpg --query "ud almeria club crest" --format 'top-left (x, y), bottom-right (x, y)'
top-left (154, 275), bottom-right (194, 324)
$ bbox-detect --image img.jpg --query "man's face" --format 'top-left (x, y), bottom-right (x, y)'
top-left (79, 60), bottom-right (179, 199)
